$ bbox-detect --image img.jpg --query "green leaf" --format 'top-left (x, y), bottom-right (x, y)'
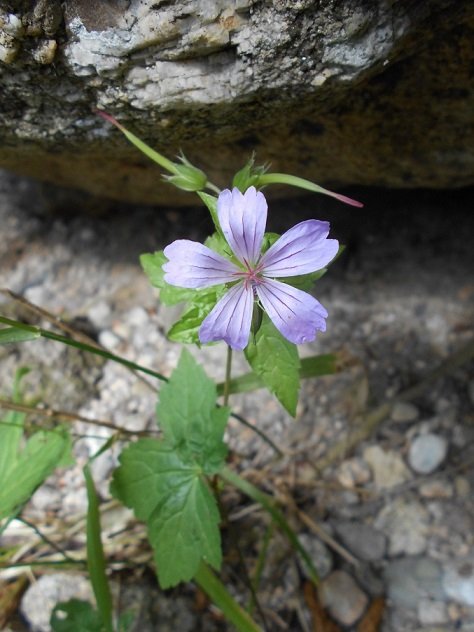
top-left (0, 371), bottom-right (72, 520)
top-left (84, 465), bottom-right (113, 632)
top-left (156, 349), bottom-right (229, 471)
top-left (140, 251), bottom-right (196, 305)
top-left (50, 599), bottom-right (105, 632)
top-left (112, 441), bottom-right (222, 588)
top-left (168, 286), bottom-right (222, 344)
top-left (0, 428), bottom-right (72, 520)
top-left (0, 370), bottom-right (28, 483)
top-left (245, 316), bottom-right (300, 416)
top-left (0, 327), bottom-right (40, 345)
top-left (111, 351), bottom-right (229, 588)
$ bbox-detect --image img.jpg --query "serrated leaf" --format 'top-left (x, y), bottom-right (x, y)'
top-left (112, 440), bottom-right (222, 588)
top-left (50, 599), bottom-right (105, 632)
top-left (245, 315), bottom-right (300, 416)
top-left (111, 351), bottom-right (229, 588)
top-left (157, 350), bottom-right (228, 471)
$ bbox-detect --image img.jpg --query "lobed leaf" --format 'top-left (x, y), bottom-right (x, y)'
top-left (245, 315), bottom-right (301, 416)
top-left (111, 351), bottom-right (229, 588)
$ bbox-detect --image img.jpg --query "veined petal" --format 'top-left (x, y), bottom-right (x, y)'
top-left (260, 220), bottom-right (339, 277)
top-left (256, 279), bottom-right (328, 345)
top-left (163, 240), bottom-right (240, 288)
top-left (217, 187), bottom-right (267, 266)
top-left (199, 282), bottom-right (253, 350)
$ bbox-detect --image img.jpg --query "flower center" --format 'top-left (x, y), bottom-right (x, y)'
top-left (239, 259), bottom-right (264, 290)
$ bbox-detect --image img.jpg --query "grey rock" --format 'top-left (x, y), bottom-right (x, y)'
top-left (385, 557), bottom-right (445, 609)
top-left (409, 433), bottom-right (448, 474)
top-left (334, 521), bottom-right (387, 561)
top-left (21, 573), bottom-right (93, 632)
top-left (375, 498), bottom-right (429, 556)
top-left (443, 559), bottom-right (474, 607)
top-left (0, 1), bottom-right (473, 203)
top-left (319, 570), bottom-right (368, 627)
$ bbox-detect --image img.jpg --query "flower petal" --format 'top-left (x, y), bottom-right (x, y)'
top-left (163, 240), bottom-right (240, 288)
top-left (260, 220), bottom-right (339, 277)
top-left (199, 282), bottom-right (253, 350)
top-left (217, 187), bottom-right (267, 266)
top-left (256, 278), bottom-right (328, 344)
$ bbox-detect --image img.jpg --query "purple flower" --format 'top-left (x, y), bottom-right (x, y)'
top-left (163, 187), bottom-right (339, 350)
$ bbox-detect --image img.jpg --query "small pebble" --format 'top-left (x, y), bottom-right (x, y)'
top-left (391, 401), bottom-right (419, 423)
top-left (21, 573), bottom-right (93, 631)
top-left (98, 329), bottom-right (121, 349)
top-left (409, 433), bottom-right (448, 474)
top-left (420, 480), bottom-right (453, 498)
top-left (319, 570), bottom-right (368, 626)
top-left (363, 445), bottom-right (411, 489)
top-left (443, 560), bottom-right (474, 606)
top-left (375, 498), bottom-right (429, 556)
top-left (336, 457), bottom-right (372, 488)
top-left (385, 557), bottom-right (445, 608)
top-left (417, 599), bottom-right (448, 625)
top-left (333, 521), bottom-right (387, 561)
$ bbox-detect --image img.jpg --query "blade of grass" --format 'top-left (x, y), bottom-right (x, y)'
top-left (220, 467), bottom-right (319, 585)
top-left (194, 562), bottom-right (262, 632)
top-left (83, 464), bottom-right (114, 632)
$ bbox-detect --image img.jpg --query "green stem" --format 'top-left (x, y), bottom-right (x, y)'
top-left (220, 467), bottom-right (318, 585)
top-left (205, 181), bottom-right (221, 195)
top-left (223, 346), bottom-right (233, 407)
top-left (0, 315), bottom-right (167, 382)
top-left (194, 563), bottom-right (262, 632)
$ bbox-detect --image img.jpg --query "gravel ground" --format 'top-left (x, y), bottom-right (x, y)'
top-left (0, 170), bottom-right (473, 631)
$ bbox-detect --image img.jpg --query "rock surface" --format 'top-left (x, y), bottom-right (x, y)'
top-left (0, 1), bottom-right (473, 204)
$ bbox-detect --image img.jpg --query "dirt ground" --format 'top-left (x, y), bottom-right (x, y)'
top-left (0, 171), bottom-right (473, 631)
